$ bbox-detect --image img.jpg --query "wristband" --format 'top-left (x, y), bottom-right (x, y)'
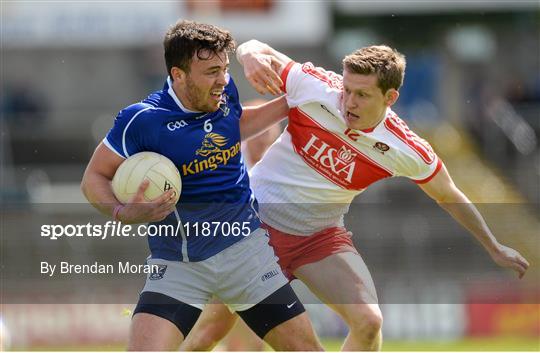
top-left (113, 205), bottom-right (124, 222)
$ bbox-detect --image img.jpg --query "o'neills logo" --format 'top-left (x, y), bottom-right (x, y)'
top-left (301, 134), bottom-right (357, 183)
top-left (182, 133), bottom-right (240, 175)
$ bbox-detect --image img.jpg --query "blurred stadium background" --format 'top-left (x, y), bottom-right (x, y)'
top-left (1, 1), bottom-right (539, 351)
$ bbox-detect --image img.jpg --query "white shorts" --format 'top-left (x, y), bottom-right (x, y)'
top-left (140, 228), bottom-right (288, 312)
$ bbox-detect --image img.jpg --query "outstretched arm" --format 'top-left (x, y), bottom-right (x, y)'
top-left (239, 95), bottom-right (288, 141)
top-left (236, 40), bottom-right (293, 95)
top-left (418, 164), bottom-right (530, 278)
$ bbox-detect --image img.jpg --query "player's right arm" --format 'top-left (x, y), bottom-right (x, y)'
top-left (236, 40), bottom-right (293, 95)
top-left (237, 40), bottom-right (341, 110)
top-left (81, 143), bottom-right (176, 224)
top-left (418, 164), bottom-right (530, 278)
top-left (239, 95), bottom-right (288, 141)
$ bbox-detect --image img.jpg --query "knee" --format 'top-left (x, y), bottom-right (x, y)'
top-left (263, 314), bottom-right (324, 351)
top-left (344, 305), bottom-right (383, 338)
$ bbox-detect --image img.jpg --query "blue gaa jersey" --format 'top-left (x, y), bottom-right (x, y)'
top-left (104, 75), bottom-right (261, 262)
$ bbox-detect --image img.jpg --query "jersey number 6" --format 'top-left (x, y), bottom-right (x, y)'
top-left (204, 119), bottom-right (213, 133)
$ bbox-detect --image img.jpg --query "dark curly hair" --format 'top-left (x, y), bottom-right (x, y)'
top-left (163, 20), bottom-right (235, 76)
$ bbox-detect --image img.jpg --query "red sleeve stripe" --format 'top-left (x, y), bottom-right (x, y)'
top-left (301, 62), bottom-right (343, 90)
top-left (414, 159), bottom-right (443, 184)
top-left (384, 116), bottom-right (436, 164)
top-left (280, 61), bottom-right (296, 93)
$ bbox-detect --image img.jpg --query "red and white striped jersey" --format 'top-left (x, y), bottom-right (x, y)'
top-left (250, 62), bottom-right (442, 235)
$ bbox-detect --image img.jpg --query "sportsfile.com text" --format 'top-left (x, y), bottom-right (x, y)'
top-left (40, 221), bottom-right (253, 240)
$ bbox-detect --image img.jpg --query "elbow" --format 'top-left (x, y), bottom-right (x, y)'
top-left (80, 174), bottom-right (89, 200)
top-left (80, 169), bottom-right (95, 201)
top-left (434, 193), bottom-right (451, 204)
top-left (436, 192), bottom-right (469, 207)
top-left (435, 199), bottom-right (450, 209)
top-left (245, 39), bottom-right (264, 46)
top-left (239, 124), bottom-right (248, 142)
top-left (239, 39), bottom-right (268, 53)
top-left (435, 193), bottom-right (457, 205)
top-left (239, 118), bottom-right (255, 142)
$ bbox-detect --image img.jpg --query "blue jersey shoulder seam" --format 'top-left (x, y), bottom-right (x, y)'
top-left (121, 105), bottom-right (169, 157)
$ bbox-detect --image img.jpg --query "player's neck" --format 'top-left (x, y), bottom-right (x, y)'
top-left (171, 81), bottom-right (199, 113)
top-left (365, 108), bottom-right (388, 130)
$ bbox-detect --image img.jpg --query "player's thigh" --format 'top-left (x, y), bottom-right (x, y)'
top-left (214, 232), bottom-right (321, 349)
top-left (128, 312), bottom-right (184, 351)
top-left (237, 284), bottom-right (322, 351)
top-left (141, 258), bottom-right (213, 309)
top-left (194, 297), bottom-right (239, 335)
top-left (182, 298), bottom-right (239, 350)
top-left (224, 319), bottom-right (264, 351)
top-left (263, 312), bottom-right (323, 351)
top-left (129, 291), bottom-right (203, 351)
top-left (216, 229), bottom-right (289, 312)
top-left (129, 258), bottom-right (213, 350)
top-left (294, 251), bottom-right (378, 306)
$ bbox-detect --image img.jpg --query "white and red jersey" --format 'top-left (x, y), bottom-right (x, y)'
top-left (250, 62), bottom-right (442, 235)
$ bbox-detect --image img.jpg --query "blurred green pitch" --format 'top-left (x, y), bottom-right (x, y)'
top-left (17, 337), bottom-right (540, 351)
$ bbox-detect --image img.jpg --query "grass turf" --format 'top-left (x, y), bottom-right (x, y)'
top-left (16, 337), bottom-right (540, 351)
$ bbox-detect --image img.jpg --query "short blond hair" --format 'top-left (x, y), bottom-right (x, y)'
top-left (342, 45), bottom-right (406, 93)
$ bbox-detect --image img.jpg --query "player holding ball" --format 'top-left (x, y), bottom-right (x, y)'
top-left (81, 21), bottom-right (322, 351)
